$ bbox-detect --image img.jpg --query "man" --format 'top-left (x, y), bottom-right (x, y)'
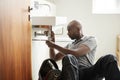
top-left (46, 20), bottom-right (120, 80)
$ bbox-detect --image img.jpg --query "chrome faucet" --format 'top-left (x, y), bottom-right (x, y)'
top-left (34, 1), bottom-right (51, 12)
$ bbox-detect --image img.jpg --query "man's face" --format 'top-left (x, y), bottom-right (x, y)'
top-left (67, 26), bottom-right (80, 40)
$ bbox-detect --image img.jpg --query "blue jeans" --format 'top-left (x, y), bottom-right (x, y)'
top-left (60, 54), bottom-right (120, 80)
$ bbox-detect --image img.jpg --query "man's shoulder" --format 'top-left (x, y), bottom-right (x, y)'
top-left (82, 35), bottom-right (96, 41)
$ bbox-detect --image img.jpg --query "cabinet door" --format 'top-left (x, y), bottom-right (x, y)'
top-left (0, 0), bottom-right (31, 80)
top-left (116, 35), bottom-right (120, 66)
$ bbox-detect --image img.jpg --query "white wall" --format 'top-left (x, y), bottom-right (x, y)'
top-left (55, 0), bottom-right (120, 60)
top-left (32, 41), bottom-right (49, 80)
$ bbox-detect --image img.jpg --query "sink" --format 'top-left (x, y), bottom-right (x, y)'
top-left (31, 16), bottom-right (67, 26)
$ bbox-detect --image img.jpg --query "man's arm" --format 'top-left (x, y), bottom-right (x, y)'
top-left (46, 31), bottom-right (64, 61)
top-left (49, 48), bottom-right (55, 59)
top-left (46, 40), bottom-right (90, 57)
top-left (49, 48), bottom-right (64, 61)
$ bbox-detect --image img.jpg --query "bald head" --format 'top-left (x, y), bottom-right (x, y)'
top-left (67, 20), bottom-right (82, 30)
top-left (67, 20), bottom-right (83, 40)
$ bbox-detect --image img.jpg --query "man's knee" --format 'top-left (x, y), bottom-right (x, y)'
top-left (62, 54), bottom-right (78, 69)
top-left (95, 54), bottom-right (117, 69)
top-left (102, 54), bottom-right (117, 63)
top-left (63, 54), bottom-right (75, 60)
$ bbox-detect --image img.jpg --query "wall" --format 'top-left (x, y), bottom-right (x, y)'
top-left (55, 0), bottom-right (120, 60)
top-left (32, 41), bottom-right (49, 80)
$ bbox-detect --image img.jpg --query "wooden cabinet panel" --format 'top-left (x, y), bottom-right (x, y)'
top-left (0, 0), bottom-right (32, 80)
top-left (116, 35), bottom-right (120, 66)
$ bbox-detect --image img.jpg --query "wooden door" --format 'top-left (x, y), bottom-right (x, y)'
top-left (0, 0), bottom-right (32, 80)
top-left (116, 35), bottom-right (120, 66)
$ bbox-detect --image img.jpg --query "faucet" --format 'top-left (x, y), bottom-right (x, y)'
top-left (34, 1), bottom-right (51, 13)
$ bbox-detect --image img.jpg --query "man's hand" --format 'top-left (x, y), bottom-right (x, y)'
top-left (46, 40), bottom-right (55, 49)
top-left (50, 31), bottom-right (55, 42)
top-left (44, 31), bottom-right (55, 42)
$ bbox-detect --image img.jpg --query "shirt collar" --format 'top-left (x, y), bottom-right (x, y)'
top-left (81, 35), bottom-right (85, 40)
top-left (72, 35), bottom-right (85, 44)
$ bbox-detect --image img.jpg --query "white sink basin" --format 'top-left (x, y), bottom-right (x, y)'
top-left (31, 16), bottom-right (67, 26)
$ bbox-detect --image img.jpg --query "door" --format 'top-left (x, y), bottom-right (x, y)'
top-left (0, 0), bottom-right (31, 80)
